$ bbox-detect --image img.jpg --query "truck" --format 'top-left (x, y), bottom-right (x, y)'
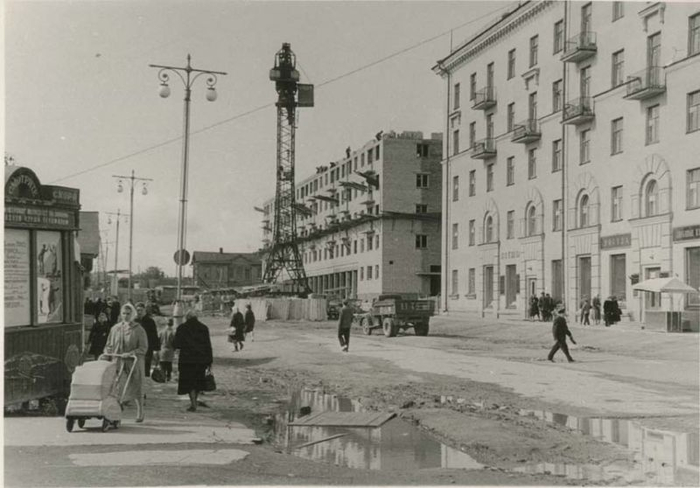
top-left (353, 294), bottom-right (435, 337)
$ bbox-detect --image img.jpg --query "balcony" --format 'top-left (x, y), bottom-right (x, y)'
top-left (562, 97), bottom-right (594, 125)
top-left (561, 32), bottom-right (597, 63)
top-left (624, 66), bottom-right (666, 101)
top-left (470, 138), bottom-right (497, 160)
top-left (511, 119), bottom-right (541, 144)
top-left (471, 86), bottom-right (497, 110)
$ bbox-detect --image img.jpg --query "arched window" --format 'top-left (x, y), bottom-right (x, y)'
top-left (579, 194), bottom-right (589, 228)
top-left (527, 204), bottom-right (537, 236)
top-left (645, 179), bottom-right (658, 217)
top-left (485, 215), bottom-right (493, 243)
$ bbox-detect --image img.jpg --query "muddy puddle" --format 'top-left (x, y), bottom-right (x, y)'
top-left (273, 388), bottom-right (484, 471)
top-left (515, 408), bottom-right (699, 486)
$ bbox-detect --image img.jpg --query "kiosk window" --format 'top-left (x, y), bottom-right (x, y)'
top-left (36, 231), bottom-right (64, 324)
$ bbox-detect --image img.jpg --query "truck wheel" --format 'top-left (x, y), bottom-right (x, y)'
top-left (383, 318), bottom-right (397, 337)
top-left (66, 418), bottom-right (75, 433)
top-left (361, 317), bottom-right (372, 335)
top-left (415, 320), bottom-right (430, 336)
top-left (101, 419), bottom-right (111, 432)
top-left (78, 418), bottom-right (86, 429)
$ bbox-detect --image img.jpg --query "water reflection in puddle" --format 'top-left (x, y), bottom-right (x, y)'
top-left (517, 408), bottom-right (700, 486)
top-left (275, 388), bottom-right (483, 471)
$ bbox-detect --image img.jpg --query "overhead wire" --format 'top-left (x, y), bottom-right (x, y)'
top-left (49, 2), bottom-right (514, 184)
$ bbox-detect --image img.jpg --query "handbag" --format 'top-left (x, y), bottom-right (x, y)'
top-left (151, 366), bottom-right (166, 383)
top-left (203, 368), bottom-right (216, 392)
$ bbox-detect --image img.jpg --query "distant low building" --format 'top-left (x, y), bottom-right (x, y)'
top-left (191, 248), bottom-right (263, 289)
top-left (76, 211), bottom-right (100, 289)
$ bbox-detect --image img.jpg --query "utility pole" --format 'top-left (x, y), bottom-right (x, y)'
top-left (105, 210), bottom-right (126, 297)
top-left (262, 43), bottom-right (314, 295)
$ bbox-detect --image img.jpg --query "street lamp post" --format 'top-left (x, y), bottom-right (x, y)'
top-left (112, 171), bottom-right (152, 302)
top-left (105, 209), bottom-right (127, 297)
top-left (149, 55), bottom-right (227, 320)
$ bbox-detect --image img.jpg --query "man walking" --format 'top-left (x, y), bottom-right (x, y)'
top-left (547, 309), bottom-right (577, 363)
top-left (136, 302), bottom-right (159, 377)
top-left (337, 300), bottom-right (354, 352)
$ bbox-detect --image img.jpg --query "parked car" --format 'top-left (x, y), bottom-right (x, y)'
top-left (326, 296), bottom-right (342, 320)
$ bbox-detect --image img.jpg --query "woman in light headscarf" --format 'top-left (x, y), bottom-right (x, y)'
top-left (100, 303), bottom-right (148, 422)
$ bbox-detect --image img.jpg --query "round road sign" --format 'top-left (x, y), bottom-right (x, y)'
top-left (174, 249), bottom-right (191, 265)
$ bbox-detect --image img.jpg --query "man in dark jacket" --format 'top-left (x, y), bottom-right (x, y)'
top-left (173, 309), bottom-right (213, 412)
top-left (603, 296), bottom-right (615, 327)
top-left (337, 300), bottom-right (354, 352)
top-left (244, 304), bottom-right (256, 342)
top-left (547, 309), bottom-right (577, 363)
top-left (136, 302), bottom-right (160, 377)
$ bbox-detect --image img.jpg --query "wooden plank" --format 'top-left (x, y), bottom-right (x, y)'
top-left (292, 433), bottom-right (348, 450)
top-left (289, 411), bottom-right (396, 427)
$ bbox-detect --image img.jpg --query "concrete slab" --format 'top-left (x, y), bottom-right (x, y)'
top-left (69, 449), bottom-right (249, 467)
top-left (4, 418), bottom-right (257, 447)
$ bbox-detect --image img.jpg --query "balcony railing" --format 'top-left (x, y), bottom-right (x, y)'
top-left (470, 138), bottom-right (497, 160)
top-left (561, 31), bottom-right (597, 63)
top-left (562, 97), bottom-right (594, 125)
top-left (624, 66), bottom-right (666, 101)
top-left (472, 86), bottom-right (497, 110)
top-left (511, 119), bottom-right (541, 144)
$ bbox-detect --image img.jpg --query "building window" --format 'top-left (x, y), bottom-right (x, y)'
top-left (416, 204), bottom-right (428, 214)
top-left (486, 163), bottom-right (494, 192)
top-left (610, 254), bottom-right (627, 301)
top-left (553, 199), bottom-right (562, 231)
top-left (529, 35), bottom-right (539, 67)
top-left (528, 92), bottom-right (537, 120)
top-left (353, 240), bottom-right (357, 254)
top-left (452, 223), bottom-right (459, 250)
top-left (470, 72), bottom-right (477, 100)
top-left (646, 105), bottom-right (660, 145)
top-left (416, 234), bottom-right (427, 249)
top-left (375, 265), bottom-right (379, 280)
top-left (468, 268), bottom-right (476, 295)
top-left (507, 49), bottom-right (516, 79)
top-left (469, 170), bottom-right (476, 196)
top-left (579, 194), bottom-right (590, 227)
top-left (612, 186), bottom-right (623, 221)
top-left (552, 79), bottom-right (562, 112)
top-left (484, 215), bottom-right (494, 243)
top-left (451, 270), bottom-right (459, 296)
top-left (360, 267), bottom-right (364, 281)
top-left (553, 19), bottom-right (564, 53)
top-left (688, 91), bottom-right (700, 133)
top-left (528, 148), bottom-right (537, 179)
top-left (507, 157), bottom-right (515, 186)
top-left (645, 179), bottom-right (659, 217)
top-left (417, 143), bottom-right (429, 157)
top-left (611, 117), bottom-right (624, 155)
top-left (612, 1), bottom-right (624, 21)
top-left (580, 129), bottom-right (591, 164)
top-left (687, 247), bottom-right (700, 308)
top-left (527, 204), bottom-right (537, 236)
top-left (487, 62), bottom-right (494, 87)
top-left (612, 49), bottom-right (624, 87)
top-left (367, 235), bottom-right (373, 251)
top-left (360, 239), bottom-right (365, 253)
top-left (367, 265), bottom-right (372, 280)
top-left (507, 210), bottom-right (514, 239)
top-left (507, 102), bottom-right (515, 132)
top-left (416, 174), bottom-right (429, 188)
top-left (580, 65), bottom-right (591, 98)
top-left (469, 121), bottom-right (476, 148)
top-left (452, 175), bottom-right (459, 202)
top-left (453, 129), bottom-right (460, 155)
top-left (552, 139), bottom-right (562, 172)
top-left (581, 2), bottom-right (592, 32)
top-left (375, 145), bottom-right (380, 160)
top-left (688, 168), bottom-right (700, 209)
top-left (454, 82), bottom-right (461, 111)
top-left (690, 13), bottom-right (700, 56)
top-left (469, 220), bottom-right (475, 246)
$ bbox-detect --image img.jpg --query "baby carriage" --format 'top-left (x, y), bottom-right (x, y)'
top-left (64, 353), bottom-right (137, 432)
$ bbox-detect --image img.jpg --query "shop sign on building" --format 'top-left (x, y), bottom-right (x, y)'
top-left (600, 233), bottom-right (631, 250)
top-left (672, 225), bottom-right (700, 242)
top-left (500, 250), bottom-right (521, 260)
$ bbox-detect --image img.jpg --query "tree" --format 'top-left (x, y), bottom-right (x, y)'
top-left (134, 266), bottom-right (165, 281)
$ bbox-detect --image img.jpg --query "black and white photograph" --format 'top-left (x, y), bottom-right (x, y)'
top-left (3, 0), bottom-right (700, 486)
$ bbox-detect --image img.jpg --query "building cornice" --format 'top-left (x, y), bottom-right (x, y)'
top-left (434, 1), bottom-right (554, 77)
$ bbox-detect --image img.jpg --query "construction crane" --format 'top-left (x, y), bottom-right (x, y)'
top-left (262, 43), bottom-right (314, 295)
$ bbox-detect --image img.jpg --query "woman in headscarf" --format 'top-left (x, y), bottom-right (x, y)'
top-left (100, 303), bottom-right (148, 422)
top-left (173, 309), bottom-right (213, 412)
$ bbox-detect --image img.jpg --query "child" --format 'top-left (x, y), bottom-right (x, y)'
top-left (158, 318), bottom-right (176, 381)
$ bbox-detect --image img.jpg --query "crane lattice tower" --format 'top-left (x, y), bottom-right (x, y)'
top-left (262, 43), bottom-right (313, 294)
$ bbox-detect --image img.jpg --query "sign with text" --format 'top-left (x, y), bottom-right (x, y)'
top-left (5, 205), bottom-right (76, 229)
top-left (673, 225), bottom-right (700, 242)
top-left (600, 233), bottom-right (631, 250)
top-left (4, 229), bottom-right (31, 327)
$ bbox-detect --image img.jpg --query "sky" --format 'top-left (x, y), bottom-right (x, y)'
top-left (5, 0), bottom-right (513, 277)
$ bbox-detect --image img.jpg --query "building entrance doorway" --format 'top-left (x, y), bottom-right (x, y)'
top-left (578, 255), bottom-right (591, 305)
top-left (644, 267), bottom-right (661, 310)
top-left (483, 266), bottom-right (494, 308)
top-left (506, 265), bottom-right (518, 308)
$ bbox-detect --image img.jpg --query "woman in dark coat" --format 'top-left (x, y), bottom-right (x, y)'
top-left (173, 309), bottom-right (213, 412)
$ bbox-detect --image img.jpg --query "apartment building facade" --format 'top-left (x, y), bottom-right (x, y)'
top-left (260, 130), bottom-right (443, 300)
top-left (434, 1), bottom-right (700, 329)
